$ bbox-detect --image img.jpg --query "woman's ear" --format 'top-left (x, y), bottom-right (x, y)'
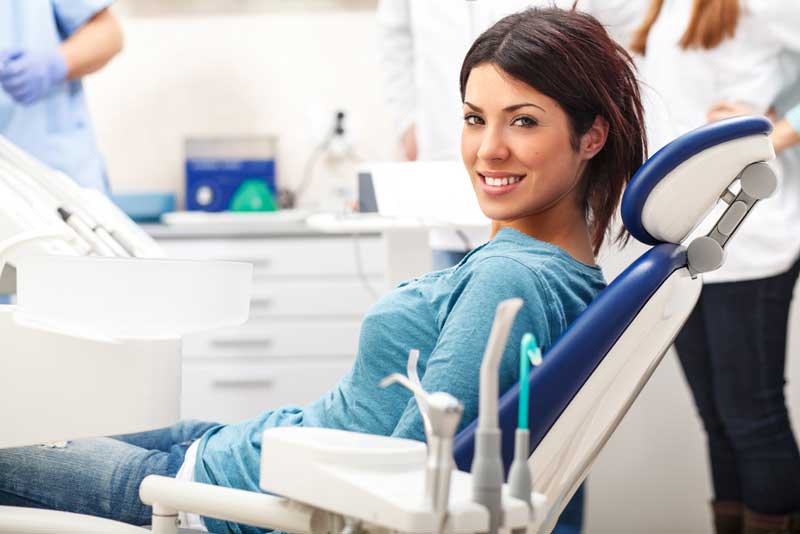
top-left (581, 115), bottom-right (609, 160)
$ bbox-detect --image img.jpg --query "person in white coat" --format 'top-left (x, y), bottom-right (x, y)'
top-left (632, 2), bottom-right (800, 533)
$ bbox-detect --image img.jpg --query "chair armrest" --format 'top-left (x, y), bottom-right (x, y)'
top-left (139, 476), bottom-right (316, 534)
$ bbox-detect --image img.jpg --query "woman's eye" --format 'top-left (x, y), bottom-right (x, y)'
top-left (464, 114), bottom-right (484, 126)
top-left (512, 116), bottom-right (538, 128)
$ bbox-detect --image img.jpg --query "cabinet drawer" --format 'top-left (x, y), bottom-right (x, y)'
top-left (182, 321), bottom-right (361, 359)
top-left (158, 236), bottom-right (384, 278)
top-left (181, 359), bottom-right (353, 423)
top-left (248, 280), bottom-right (379, 318)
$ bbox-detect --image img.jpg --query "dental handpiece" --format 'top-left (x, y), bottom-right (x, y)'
top-left (93, 224), bottom-right (131, 257)
top-left (57, 207), bottom-right (115, 257)
top-left (424, 392), bottom-right (463, 534)
top-left (381, 371), bottom-right (463, 534)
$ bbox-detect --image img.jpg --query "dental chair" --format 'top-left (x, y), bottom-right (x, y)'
top-left (0, 115), bottom-right (777, 534)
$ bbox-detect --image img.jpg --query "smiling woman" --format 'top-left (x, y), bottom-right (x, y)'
top-left (0, 8), bottom-right (647, 534)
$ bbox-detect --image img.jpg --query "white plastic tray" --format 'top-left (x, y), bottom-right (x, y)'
top-left (15, 255), bottom-right (252, 338)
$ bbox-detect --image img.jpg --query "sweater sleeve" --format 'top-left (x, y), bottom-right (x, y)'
top-left (391, 257), bottom-right (558, 442)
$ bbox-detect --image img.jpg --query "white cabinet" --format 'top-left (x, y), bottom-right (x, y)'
top-left (155, 231), bottom-right (384, 423)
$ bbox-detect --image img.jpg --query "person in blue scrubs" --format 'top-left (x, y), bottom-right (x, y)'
top-left (0, 0), bottom-right (123, 194)
top-left (0, 1), bottom-right (122, 304)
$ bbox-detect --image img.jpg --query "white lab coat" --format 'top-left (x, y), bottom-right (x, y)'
top-left (639, 0), bottom-right (800, 283)
top-left (376, 0), bottom-right (646, 251)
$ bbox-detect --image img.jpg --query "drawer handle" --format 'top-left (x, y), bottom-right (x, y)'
top-left (249, 298), bottom-right (272, 311)
top-left (210, 338), bottom-right (273, 349)
top-left (212, 378), bottom-right (274, 389)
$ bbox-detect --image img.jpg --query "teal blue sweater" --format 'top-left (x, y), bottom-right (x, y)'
top-left (195, 227), bottom-right (606, 534)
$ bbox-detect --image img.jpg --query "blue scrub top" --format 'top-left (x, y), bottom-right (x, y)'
top-left (0, 0), bottom-right (113, 193)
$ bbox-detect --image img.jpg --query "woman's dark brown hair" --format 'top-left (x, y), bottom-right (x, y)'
top-left (460, 7), bottom-right (646, 255)
top-left (630, 0), bottom-right (740, 55)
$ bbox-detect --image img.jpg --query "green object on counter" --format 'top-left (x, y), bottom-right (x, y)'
top-left (230, 179), bottom-right (278, 212)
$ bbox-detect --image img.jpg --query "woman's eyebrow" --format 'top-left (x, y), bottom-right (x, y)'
top-left (464, 101), bottom-right (483, 112)
top-left (463, 101), bottom-right (545, 113)
top-left (504, 102), bottom-right (545, 113)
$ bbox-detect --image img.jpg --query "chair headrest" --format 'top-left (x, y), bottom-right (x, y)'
top-left (621, 116), bottom-right (774, 245)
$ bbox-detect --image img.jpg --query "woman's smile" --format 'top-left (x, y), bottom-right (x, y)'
top-left (477, 170), bottom-right (526, 196)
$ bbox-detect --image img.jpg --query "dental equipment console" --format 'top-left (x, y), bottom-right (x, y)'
top-left (0, 116), bottom-right (778, 534)
top-left (0, 136), bottom-right (252, 531)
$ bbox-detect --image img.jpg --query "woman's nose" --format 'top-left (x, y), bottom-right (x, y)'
top-left (477, 127), bottom-right (510, 161)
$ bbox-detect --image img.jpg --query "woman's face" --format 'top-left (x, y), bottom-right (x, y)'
top-left (461, 63), bottom-right (594, 228)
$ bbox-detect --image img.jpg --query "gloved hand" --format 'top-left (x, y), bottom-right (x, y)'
top-left (0, 48), bottom-right (67, 106)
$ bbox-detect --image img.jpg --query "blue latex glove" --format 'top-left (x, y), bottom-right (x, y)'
top-left (0, 48), bottom-right (67, 106)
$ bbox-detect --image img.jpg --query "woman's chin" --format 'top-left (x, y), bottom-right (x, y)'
top-left (478, 204), bottom-right (519, 223)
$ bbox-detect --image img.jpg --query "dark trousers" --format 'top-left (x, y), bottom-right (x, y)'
top-left (674, 260), bottom-right (800, 514)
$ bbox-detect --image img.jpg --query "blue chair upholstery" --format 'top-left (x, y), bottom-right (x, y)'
top-left (452, 115), bottom-right (773, 474)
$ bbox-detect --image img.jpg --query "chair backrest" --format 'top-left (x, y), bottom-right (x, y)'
top-left (452, 116), bottom-right (775, 532)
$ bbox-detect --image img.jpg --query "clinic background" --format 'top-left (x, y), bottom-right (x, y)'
top-left (80, 2), bottom-right (799, 533)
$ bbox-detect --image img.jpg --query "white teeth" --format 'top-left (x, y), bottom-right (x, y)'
top-left (484, 175), bottom-right (522, 186)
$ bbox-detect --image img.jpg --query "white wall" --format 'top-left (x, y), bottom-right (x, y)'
top-left (83, 6), bottom-right (800, 534)
top-left (84, 3), bottom-right (395, 208)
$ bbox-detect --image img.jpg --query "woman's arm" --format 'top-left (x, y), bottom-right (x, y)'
top-left (60, 8), bottom-right (123, 80)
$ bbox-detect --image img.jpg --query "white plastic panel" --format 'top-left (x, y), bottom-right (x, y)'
top-left (642, 135), bottom-right (774, 244)
top-left (247, 280), bottom-right (378, 319)
top-left (182, 321), bottom-right (361, 359)
top-left (181, 359), bottom-right (353, 422)
top-left (529, 268), bottom-right (703, 533)
top-left (0, 309), bottom-right (181, 448)
top-left (15, 255), bottom-right (252, 339)
top-left (159, 236), bottom-right (384, 278)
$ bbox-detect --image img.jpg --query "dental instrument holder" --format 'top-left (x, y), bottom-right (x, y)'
top-left (686, 161), bottom-right (777, 276)
top-left (508, 429), bottom-right (532, 507)
top-left (472, 298), bottom-right (524, 534)
top-left (381, 372), bottom-right (464, 534)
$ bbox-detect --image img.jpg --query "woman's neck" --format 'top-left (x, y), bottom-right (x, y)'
top-left (490, 207), bottom-right (596, 266)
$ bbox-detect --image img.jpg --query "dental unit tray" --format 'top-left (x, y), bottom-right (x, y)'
top-left (259, 427), bottom-right (541, 534)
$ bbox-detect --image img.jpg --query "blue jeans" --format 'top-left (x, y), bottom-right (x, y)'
top-left (674, 260), bottom-right (800, 514)
top-left (0, 420), bottom-right (218, 525)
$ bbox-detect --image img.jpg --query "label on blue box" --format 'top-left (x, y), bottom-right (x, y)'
top-left (186, 158), bottom-right (277, 212)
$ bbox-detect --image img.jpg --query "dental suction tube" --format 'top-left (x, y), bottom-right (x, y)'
top-left (473, 298), bottom-right (524, 534)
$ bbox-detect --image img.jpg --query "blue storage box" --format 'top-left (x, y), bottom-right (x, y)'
top-left (185, 136), bottom-right (278, 212)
